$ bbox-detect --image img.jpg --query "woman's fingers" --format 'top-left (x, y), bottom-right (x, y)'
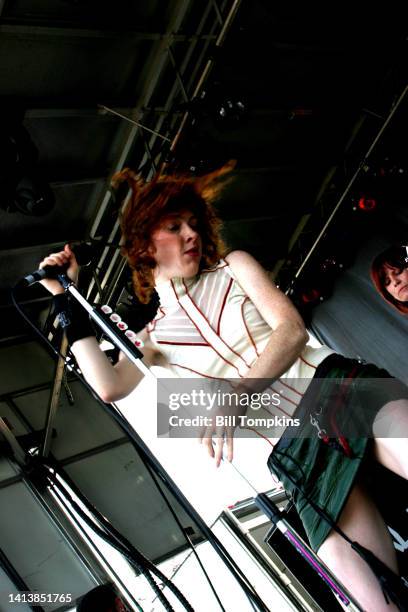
top-left (225, 426), bottom-right (234, 463)
top-left (200, 425), bottom-right (234, 467)
top-left (214, 438), bottom-right (224, 467)
top-left (215, 426), bottom-right (234, 467)
top-left (37, 245), bottom-right (78, 295)
top-left (200, 427), bottom-right (215, 458)
top-left (39, 253), bottom-right (68, 269)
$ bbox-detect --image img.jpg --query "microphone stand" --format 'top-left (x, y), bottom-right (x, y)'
top-left (57, 272), bottom-right (154, 379)
top-left (52, 272), bottom-right (276, 611)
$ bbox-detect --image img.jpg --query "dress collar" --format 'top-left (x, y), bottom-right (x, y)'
top-left (154, 275), bottom-right (197, 308)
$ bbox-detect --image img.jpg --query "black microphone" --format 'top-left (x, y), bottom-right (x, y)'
top-left (19, 242), bottom-right (97, 288)
top-left (69, 241), bottom-right (96, 266)
top-left (20, 264), bottom-right (69, 288)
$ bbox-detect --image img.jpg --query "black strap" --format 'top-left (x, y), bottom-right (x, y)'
top-left (52, 293), bottom-right (95, 345)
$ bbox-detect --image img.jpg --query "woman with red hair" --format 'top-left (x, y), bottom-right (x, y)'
top-left (39, 166), bottom-right (408, 611)
top-left (371, 245), bottom-right (408, 314)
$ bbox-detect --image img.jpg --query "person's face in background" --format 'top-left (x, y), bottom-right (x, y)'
top-left (150, 208), bottom-right (202, 283)
top-left (383, 264), bottom-right (408, 303)
top-left (114, 595), bottom-right (129, 612)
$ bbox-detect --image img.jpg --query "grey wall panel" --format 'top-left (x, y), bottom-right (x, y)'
top-left (0, 343), bottom-right (54, 396)
top-left (65, 444), bottom-right (195, 562)
top-left (0, 402), bottom-right (30, 438)
top-left (0, 459), bottom-right (19, 485)
top-left (8, 392), bottom-right (48, 433)
top-left (0, 482), bottom-right (94, 610)
top-left (0, 566), bottom-right (31, 612)
top-left (14, 381), bottom-right (124, 460)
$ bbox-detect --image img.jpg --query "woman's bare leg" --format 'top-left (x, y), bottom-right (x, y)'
top-left (317, 483), bottom-right (399, 612)
top-left (373, 399), bottom-right (408, 479)
top-left (316, 399), bottom-right (408, 610)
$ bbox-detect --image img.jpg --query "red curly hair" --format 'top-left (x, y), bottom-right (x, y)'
top-left (112, 162), bottom-right (234, 303)
top-left (371, 245), bottom-right (408, 314)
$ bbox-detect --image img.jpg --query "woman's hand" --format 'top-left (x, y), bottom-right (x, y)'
top-left (199, 413), bottom-right (236, 468)
top-left (198, 391), bottom-right (244, 467)
top-left (39, 243), bottom-right (79, 295)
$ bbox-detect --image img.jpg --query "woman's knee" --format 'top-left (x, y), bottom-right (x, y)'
top-left (316, 484), bottom-right (399, 611)
top-left (318, 483), bottom-right (398, 573)
top-left (373, 399), bottom-right (408, 479)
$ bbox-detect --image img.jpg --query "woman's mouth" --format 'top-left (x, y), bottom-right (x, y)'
top-left (184, 248), bottom-right (200, 257)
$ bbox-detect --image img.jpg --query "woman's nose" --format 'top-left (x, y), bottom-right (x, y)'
top-left (183, 223), bottom-right (198, 240)
top-left (389, 271), bottom-right (400, 285)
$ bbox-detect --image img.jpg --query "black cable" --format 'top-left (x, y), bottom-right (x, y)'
top-left (113, 420), bottom-right (270, 612)
top-left (47, 478), bottom-right (154, 612)
top-left (45, 467), bottom-right (188, 612)
top-left (142, 459), bottom-right (228, 612)
top-left (11, 287), bottom-right (194, 612)
top-left (11, 285), bottom-right (271, 612)
top-left (45, 465), bottom-right (194, 611)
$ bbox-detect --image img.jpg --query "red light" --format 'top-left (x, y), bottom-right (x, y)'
top-left (358, 196), bottom-right (377, 211)
top-left (300, 288), bottom-right (322, 304)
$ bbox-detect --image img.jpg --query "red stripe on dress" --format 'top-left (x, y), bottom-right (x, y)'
top-left (148, 307), bottom-right (166, 331)
top-left (157, 341), bottom-right (209, 346)
top-left (181, 278), bottom-right (252, 370)
top-left (260, 398), bottom-right (293, 418)
top-left (170, 280), bottom-right (243, 377)
top-left (300, 355), bottom-right (317, 369)
top-left (217, 277), bottom-right (233, 335)
top-left (277, 378), bottom-right (304, 397)
top-left (241, 297), bottom-right (260, 358)
top-left (240, 426), bottom-right (275, 449)
top-left (169, 363), bottom-right (226, 380)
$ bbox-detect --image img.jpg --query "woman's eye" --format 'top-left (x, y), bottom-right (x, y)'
top-left (167, 223), bottom-right (180, 231)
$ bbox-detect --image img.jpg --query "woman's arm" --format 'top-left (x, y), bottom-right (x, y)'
top-left (202, 250), bottom-right (308, 466)
top-left (70, 328), bottom-right (160, 403)
top-left (38, 244), bottom-right (163, 403)
top-left (226, 250), bottom-right (308, 385)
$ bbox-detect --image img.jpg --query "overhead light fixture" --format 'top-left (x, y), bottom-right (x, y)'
top-left (300, 287), bottom-right (324, 305)
top-left (214, 96), bottom-right (248, 127)
top-left (14, 175), bottom-right (55, 216)
top-left (0, 125), bottom-right (55, 216)
top-left (357, 196), bottom-right (377, 211)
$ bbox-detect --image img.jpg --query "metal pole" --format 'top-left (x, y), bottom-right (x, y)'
top-left (42, 334), bottom-right (69, 457)
top-left (58, 275), bottom-right (154, 379)
top-left (293, 83), bottom-right (408, 281)
top-left (255, 493), bottom-right (361, 611)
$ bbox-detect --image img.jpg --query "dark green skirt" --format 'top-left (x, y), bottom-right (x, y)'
top-left (268, 354), bottom-right (408, 552)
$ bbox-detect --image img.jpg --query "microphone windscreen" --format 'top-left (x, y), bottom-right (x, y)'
top-left (70, 242), bottom-right (96, 266)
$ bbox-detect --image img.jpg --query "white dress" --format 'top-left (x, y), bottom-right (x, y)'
top-left (148, 260), bottom-right (333, 433)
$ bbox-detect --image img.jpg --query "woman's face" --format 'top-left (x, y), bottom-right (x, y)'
top-left (150, 209), bottom-right (202, 282)
top-left (383, 264), bottom-right (408, 302)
